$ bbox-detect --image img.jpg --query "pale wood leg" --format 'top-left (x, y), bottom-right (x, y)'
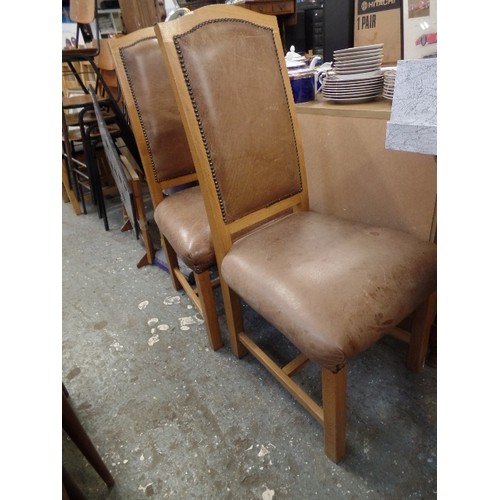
top-left (194, 271), bottom-right (223, 351)
top-left (161, 235), bottom-right (182, 291)
top-left (130, 179), bottom-right (156, 267)
top-left (407, 291), bottom-right (437, 372)
top-left (220, 281), bottom-right (247, 358)
top-left (322, 366), bottom-right (347, 464)
top-left (62, 158), bottom-right (81, 215)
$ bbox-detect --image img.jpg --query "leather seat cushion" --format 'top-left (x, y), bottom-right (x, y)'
top-left (154, 185), bottom-right (215, 273)
top-left (221, 211), bottom-right (437, 372)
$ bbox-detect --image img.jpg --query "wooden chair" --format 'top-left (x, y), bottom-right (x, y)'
top-left (155, 5), bottom-right (437, 463)
top-left (109, 27), bottom-right (223, 351)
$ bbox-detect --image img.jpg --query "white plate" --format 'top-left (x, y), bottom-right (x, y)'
top-left (324, 82), bottom-right (383, 90)
top-left (323, 93), bottom-right (382, 101)
top-left (334, 65), bottom-right (382, 75)
top-left (323, 83), bottom-right (383, 93)
top-left (334, 53), bottom-right (384, 63)
top-left (324, 95), bottom-right (381, 104)
top-left (323, 85), bottom-right (383, 94)
top-left (325, 76), bottom-right (383, 88)
top-left (323, 82), bottom-right (383, 92)
top-left (328, 70), bottom-right (383, 81)
top-left (333, 43), bottom-right (384, 55)
top-left (323, 88), bottom-right (382, 97)
top-left (334, 57), bottom-right (383, 68)
top-left (333, 48), bottom-right (383, 58)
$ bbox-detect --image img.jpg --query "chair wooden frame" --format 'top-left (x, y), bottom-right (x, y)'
top-left (155, 5), bottom-right (437, 463)
top-left (109, 27), bottom-right (223, 351)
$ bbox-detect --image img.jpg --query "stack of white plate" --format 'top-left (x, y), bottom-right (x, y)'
top-left (332, 43), bottom-right (384, 76)
top-left (322, 44), bottom-right (384, 103)
top-left (382, 68), bottom-right (397, 100)
top-left (322, 73), bottom-right (384, 103)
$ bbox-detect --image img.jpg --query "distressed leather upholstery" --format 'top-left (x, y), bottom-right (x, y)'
top-left (117, 36), bottom-right (193, 183)
top-left (222, 212), bottom-right (436, 372)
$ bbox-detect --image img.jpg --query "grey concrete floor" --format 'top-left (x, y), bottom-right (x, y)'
top-left (62, 194), bottom-right (437, 499)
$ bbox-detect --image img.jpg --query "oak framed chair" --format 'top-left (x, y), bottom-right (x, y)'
top-left (109, 27), bottom-right (223, 351)
top-left (155, 5), bottom-right (437, 463)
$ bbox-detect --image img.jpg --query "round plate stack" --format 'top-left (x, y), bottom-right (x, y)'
top-left (382, 67), bottom-right (397, 100)
top-left (322, 44), bottom-right (384, 103)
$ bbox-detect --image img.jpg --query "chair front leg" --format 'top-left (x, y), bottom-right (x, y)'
top-left (220, 280), bottom-right (247, 358)
top-left (407, 291), bottom-right (437, 372)
top-left (322, 366), bottom-right (347, 464)
top-left (194, 271), bottom-right (223, 351)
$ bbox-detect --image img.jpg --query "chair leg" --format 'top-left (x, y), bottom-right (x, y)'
top-left (62, 466), bottom-right (86, 500)
top-left (62, 390), bottom-right (114, 488)
top-left (62, 158), bottom-right (82, 215)
top-left (407, 291), bottom-right (437, 372)
top-left (322, 366), bottom-right (347, 464)
top-left (220, 282), bottom-right (248, 358)
top-left (194, 271), bottom-right (223, 351)
top-left (161, 236), bottom-right (183, 291)
top-left (129, 177), bottom-right (156, 267)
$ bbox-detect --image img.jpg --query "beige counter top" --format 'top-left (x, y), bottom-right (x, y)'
top-left (295, 94), bottom-right (436, 242)
top-left (296, 95), bottom-right (392, 120)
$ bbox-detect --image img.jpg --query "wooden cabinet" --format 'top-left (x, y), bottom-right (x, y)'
top-left (244, 0), bottom-right (295, 15)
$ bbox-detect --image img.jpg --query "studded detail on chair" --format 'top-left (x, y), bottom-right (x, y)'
top-left (155, 6), bottom-right (437, 463)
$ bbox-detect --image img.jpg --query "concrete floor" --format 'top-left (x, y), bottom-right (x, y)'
top-left (62, 194), bottom-right (437, 499)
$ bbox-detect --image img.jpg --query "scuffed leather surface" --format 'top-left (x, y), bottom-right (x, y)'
top-left (120, 37), bottom-right (194, 182)
top-left (221, 212), bottom-right (437, 372)
top-left (176, 20), bottom-right (302, 223)
top-left (154, 186), bottom-right (214, 273)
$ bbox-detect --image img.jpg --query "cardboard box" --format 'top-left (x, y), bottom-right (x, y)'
top-left (354, 0), bottom-right (402, 65)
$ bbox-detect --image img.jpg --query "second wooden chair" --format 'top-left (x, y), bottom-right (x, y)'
top-left (109, 27), bottom-right (223, 351)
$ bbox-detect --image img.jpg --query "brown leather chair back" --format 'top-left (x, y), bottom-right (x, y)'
top-left (170, 19), bottom-right (303, 223)
top-left (111, 28), bottom-right (195, 206)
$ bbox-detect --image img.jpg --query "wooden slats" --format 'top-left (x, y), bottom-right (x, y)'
top-left (238, 333), bottom-right (324, 425)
